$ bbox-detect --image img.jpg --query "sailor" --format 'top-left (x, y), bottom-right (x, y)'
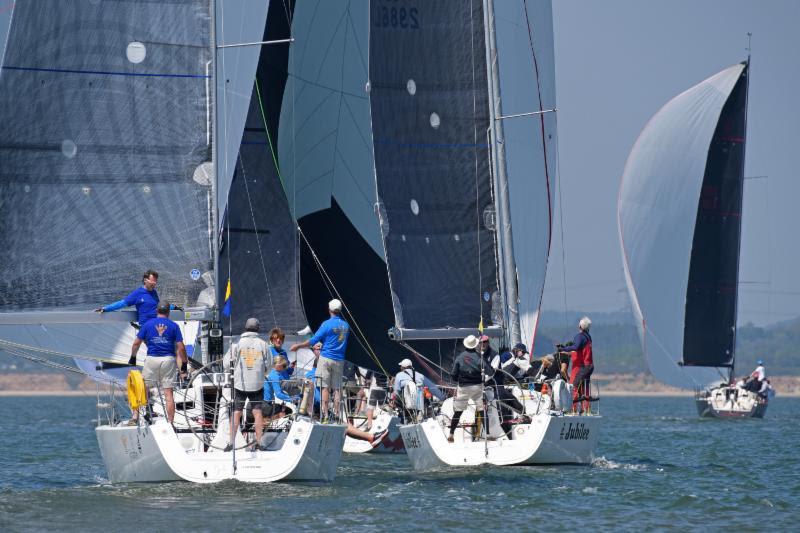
top-left (95, 269), bottom-right (181, 327)
top-left (262, 356), bottom-right (295, 423)
top-left (564, 316), bottom-right (593, 414)
top-left (489, 344), bottom-right (529, 434)
top-left (299, 343), bottom-right (323, 416)
top-left (534, 354), bottom-right (561, 382)
top-left (746, 360), bottom-right (766, 392)
top-left (290, 299), bottom-right (350, 423)
top-left (362, 368), bottom-right (389, 430)
top-left (268, 327), bottom-right (290, 359)
top-left (447, 335), bottom-right (486, 443)
top-left (223, 317), bottom-right (270, 451)
top-left (393, 359), bottom-right (445, 419)
top-left (129, 302), bottom-right (188, 424)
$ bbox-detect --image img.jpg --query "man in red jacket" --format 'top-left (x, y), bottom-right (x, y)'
top-left (565, 317), bottom-right (593, 414)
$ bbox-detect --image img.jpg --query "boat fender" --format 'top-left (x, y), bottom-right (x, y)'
top-left (127, 370), bottom-right (147, 410)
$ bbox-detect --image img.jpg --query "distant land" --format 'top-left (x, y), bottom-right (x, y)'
top-left (1, 309), bottom-right (798, 385)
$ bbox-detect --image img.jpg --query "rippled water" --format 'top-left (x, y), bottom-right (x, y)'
top-left (0, 395), bottom-right (796, 531)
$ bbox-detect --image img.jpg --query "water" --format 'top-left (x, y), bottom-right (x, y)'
top-left (1, 395), bottom-right (797, 531)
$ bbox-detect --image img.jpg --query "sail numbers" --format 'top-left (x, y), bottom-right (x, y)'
top-left (373, 3), bottom-right (420, 30)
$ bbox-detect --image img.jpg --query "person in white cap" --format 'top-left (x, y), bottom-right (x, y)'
top-left (393, 359), bottom-right (445, 420)
top-left (222, 317), bottom-right (270, 451)
top-left (290, 299), bottom-right (350, 423)
top-left (447, 334), bottom-right (486, 443)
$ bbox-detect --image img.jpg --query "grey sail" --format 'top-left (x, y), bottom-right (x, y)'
top-left (619, 63), bottom-right (747, 388)
top-left (218, 1), bottom-right (307, 334)
top-left (0, 0), bottom-right (213, 311)
top-left (369, 0), bottom-right (499, 337)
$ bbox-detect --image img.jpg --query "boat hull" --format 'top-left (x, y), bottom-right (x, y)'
top-left (399, 412), bottom-right (601, 471)
top-left (343, 412), bottom-right (405, 454)
top-left (695, 387), bottom-right (768, 418)
top-left (96, 424), bottom-right (180, 483)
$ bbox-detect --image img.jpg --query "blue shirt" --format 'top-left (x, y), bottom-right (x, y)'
top-left (137, 317), bottom-right (183, 357)
top-left (393, 368), bottom-right (445, 400)
top-left (104, 286), bottom-right (159, 324)
top-left (270, 346), bottom-right (288, 359)
top-left (263, 368), bottom-right (293, 402)
top-left (308, 316), bottom-right (350, 361)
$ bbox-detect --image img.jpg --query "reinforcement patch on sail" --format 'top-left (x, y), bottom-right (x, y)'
top-left (618, 63), bottom-right (745, 388)
top-left (0, 1), bottom-right (213, 310)
top-left (369, 0), bottom-right (499, 331)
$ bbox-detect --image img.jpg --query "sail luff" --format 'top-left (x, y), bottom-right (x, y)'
top-left (210, 0), bottom-right (220, 313)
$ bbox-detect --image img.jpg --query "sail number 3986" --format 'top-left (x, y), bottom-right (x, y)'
top-left (374, 4), bottom-right (420, 30)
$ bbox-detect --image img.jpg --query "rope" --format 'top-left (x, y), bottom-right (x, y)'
top-left (0, 338), bottom-right (125, 363)
top-left (297, 227), bottom-right (389, 377)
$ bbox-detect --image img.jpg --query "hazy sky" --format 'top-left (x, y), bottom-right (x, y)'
top-left (543, 0), bottom-right (800, 326)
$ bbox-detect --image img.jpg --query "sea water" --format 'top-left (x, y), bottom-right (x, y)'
top-left (0, 395), bottom-right (796, 531)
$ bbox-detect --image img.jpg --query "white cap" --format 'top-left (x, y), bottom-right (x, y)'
top-left (463, 335), bottom-right (479, 350)
top-left (328, 298), bottom-right (342, 312)
top-left (399, 358), bottom-right (413, 368)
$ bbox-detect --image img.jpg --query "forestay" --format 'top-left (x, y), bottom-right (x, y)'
top-left (369, 0), bottom-right (499, 336)
top-left (618, 63), bottom-right (747, 388)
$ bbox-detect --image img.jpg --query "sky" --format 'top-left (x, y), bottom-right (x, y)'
top-left (543, 0), bottom-right (800, 327)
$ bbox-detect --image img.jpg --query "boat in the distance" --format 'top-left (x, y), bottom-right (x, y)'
top-left (619, 58), bottom-right (768, 418)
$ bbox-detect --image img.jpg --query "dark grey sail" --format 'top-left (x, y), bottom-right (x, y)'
top-left (369, 0), bottom-right (499, 338)
top-left (218, 0), bottom-right (307, 334)
top-left (0, 1), bottom-right (213, 310)
top-left (682, 63), bottom-right (749, 369)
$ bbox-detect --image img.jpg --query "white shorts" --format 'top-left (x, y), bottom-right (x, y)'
top-left (453, 384), bottom-right (484, 411)
top-left (316, 357), bottom-right (344, 390)
top-left (142, 356), bottom-right (177, 390)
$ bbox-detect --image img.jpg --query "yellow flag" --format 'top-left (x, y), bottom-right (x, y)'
top-left (478, 317), bottom-right (484, 333)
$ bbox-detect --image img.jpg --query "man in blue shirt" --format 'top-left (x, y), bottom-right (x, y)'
top-left (95, 269), bottom-right (163, 325)
top-left (290, 299), bottom-right (350, 423)
top-left (129, 302), bottom-right (188, 424)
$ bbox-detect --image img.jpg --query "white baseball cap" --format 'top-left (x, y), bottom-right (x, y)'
top-left (399, 358), bottom-right (413, 368)
top-left (328, 298), bottom-right (342, 312)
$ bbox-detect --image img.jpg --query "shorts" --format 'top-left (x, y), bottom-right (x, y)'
top-left (142, 356), bottom-right (177, 390)
top-left (367, 388), bottom-right (387, 408)
top-left (453, 384), bottom-right (484, 411)
top-left (233, 388), bottom-right (264, 411)
top-left (316, 357), bottom-right (344, 389)
top-left (261, 402), bottom-right (287, 417)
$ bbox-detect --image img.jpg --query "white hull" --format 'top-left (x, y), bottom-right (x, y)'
top-left (98, 418), bottom-right (345, 483)
top-left (399, 412), bottom-right (601, 471)
top-left (343, 411), bottom-right (405, 454)
top-left (696, 386), bottom-right (768, 418)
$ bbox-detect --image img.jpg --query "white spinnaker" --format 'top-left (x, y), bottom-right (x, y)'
top-left (618, 64), bottom-right (745, 389)
top-left (277, 0), bottom-right (382, 257)
top-left (215, 0), bottom-right (271, 223)
top-left (494, 1), bottom-right (556, 351)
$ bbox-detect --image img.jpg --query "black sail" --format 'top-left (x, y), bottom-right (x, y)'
top-left (682, 64), bottom-right (749, 368)
top-left (369, 0), bottom-right (499, 334)
top-left (0, 1), bottom-right (212, 310)
top-left (218, 1), bottom-right (307, 334)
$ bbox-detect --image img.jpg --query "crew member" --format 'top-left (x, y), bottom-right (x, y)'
top-left (447, 335), bottom-right (485, 443)
top-left (489, 343), bottom-right (529, 434)
top-left (564, 316), bottom-right (593, 414)
top-left (262, 356), bottom-right (295, 423)
top-left (129, 302), bottom-right (188, 424)
top-left (95, 269), bottom-right (181, 326)
top-left (290, 299), bottom-right (350, 423)
top-left (223, 317), bottom-right (270, 451)
top-left (393, 359), bottom-right (444, 420)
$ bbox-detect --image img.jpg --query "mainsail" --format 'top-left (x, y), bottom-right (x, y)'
top-left (618, 62), bottom-right (749, 388)
top-left (369, 0), bottom-right (556, 347)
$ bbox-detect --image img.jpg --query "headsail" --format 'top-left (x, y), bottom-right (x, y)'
top-left (370, 0), bottom-right (499, 339)
top-left (618, 63), bottom-right (748, 388)
top-left (492, 0), bottom-right (557, 350)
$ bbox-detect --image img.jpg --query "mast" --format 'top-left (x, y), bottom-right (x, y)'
top-left (482, 0), bottom-right (520, 345)
top-left (210, 0), bottom-right (220, 316)
top-left (730, 48), bottom-right (752, 381)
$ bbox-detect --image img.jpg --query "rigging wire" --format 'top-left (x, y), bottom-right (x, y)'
top-left (297, 227), bottom-right (389, 378)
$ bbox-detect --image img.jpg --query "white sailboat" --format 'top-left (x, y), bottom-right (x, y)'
top-left (0, 0), bottom-right (346, 481)
top-left (367, 0), bottom-right (601, 470)
top-left (618, 59), bottom-right (767, 418)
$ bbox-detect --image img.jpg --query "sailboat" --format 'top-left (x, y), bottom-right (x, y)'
top-left (618, 59), bottom-right (766, 418)
top-left (0, 0), bottom-right (345, 482)
top-left (368, 0), bottom-right (601, 469)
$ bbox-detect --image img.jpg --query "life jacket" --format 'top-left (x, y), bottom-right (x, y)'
top-left (579, 332), bottom-right (593, 367)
